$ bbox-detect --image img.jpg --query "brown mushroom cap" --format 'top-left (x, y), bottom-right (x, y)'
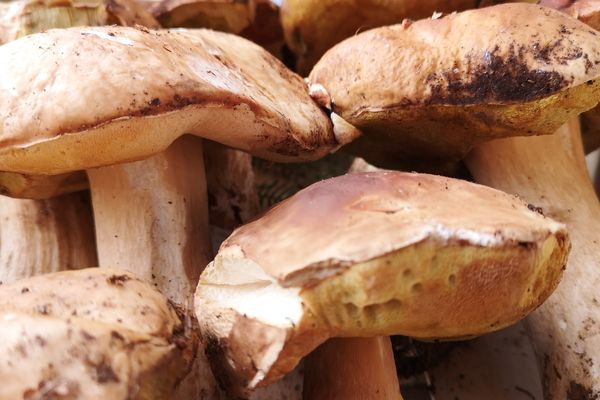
top-left (0, 26), bottom-right (335, 178)
top-left (140, 0), bottom-right (255, 30)
top-left (0, 268), bottom-right (195, 399)
top-left (308, 3), bottom-right (600, 171)
top-left (195, 171), bottom-right (569, 394)
top-left (540, 0), bottom-right (600, 154)
top-left (0, 0), bottom-right (160, 198)
top-left (540, 0), bottom-right (600, 30)
top-left (281, 0), bottom-right (482, 75)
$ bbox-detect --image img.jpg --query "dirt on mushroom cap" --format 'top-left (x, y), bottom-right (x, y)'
top-left (0, 268), bottom-right (195, 399)
top-left (308, 3), bottom-right (600, 171)
top-left (0, 26), bottom-right (335, 177)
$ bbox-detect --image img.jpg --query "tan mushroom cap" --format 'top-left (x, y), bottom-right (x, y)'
top-left (0, 0), bottom-right (160, 44)
top-left (281, 0), bottom-right (481, 75)
top-left (308, 3), bottom-right (600, 171)
top-left (140, 0), bottom-right (255, 30)
top-left (541, 0), bottom-right (600, 30)
top-left (540, 0), bottom-right (600, 153)
top-left (0, 26), bottom-right (336, 179)
top-left (0, 0), bottom-right (160, 198)
top-left (0, 268), bottom-right (195, 399)
top-left (195, 171), bottom-right (569, 394)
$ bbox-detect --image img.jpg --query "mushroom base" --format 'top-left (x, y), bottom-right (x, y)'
top-left (466, 120), bottom-right (600, 399)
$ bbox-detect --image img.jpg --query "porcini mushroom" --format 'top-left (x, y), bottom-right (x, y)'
top-left (0, 0), bottom-right (160, 284)
top-left (466, 119), bottom-right (600, 398)
top-left (195, 171), bottom-right (569, 397)
top-left (540, 0), bottom-right (600, 154)
top-left (0, 0), bottom-right (160, 43)
top-left (280, 0), bottom-right (532, 75)
top-left (304, 5), bottom-right (600, 396)
top-left (140, 0), bottom-right (255, 31)
top-left (303, 337), bottom-right (402, 400)
top-left (540, 0), bottom-right (600, 30)
top-left (0, 268), bottom-right (196, 399)
top-left (308, 3), bottom-right (600, 172)
top-left (0, 26), bottom-right (336, 306)
top-left (0, 192), bottom-right (97, 284)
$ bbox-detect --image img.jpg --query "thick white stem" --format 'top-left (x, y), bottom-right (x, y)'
top-left (303, 337), bottom-right (403, 400)
top-left (0, 191), bottom-right (97, 284)
top-left (87, 135), bottom-right (212, 307)
top-left (466, 120), bottom-right (600, 399)
top-left (429, 322), bottom-right (542, 399)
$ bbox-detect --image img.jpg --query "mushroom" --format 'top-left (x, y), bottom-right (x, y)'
top-left (0, 25), bottom-right (336, 306)
top-left (0, 268), bottom-right (196, 399)
top-left (466, 119), bottom-right (600, 398)
top-left (195, 171), bottom-right (570, 398)
top-left (140, 0), bottom-right (255, 31)
top-left (303, 337), bottom-right (402, 400)
top-left (0, 192), bottom-right (97, 284)
top-left (0, 0), bottom-right (159, 284)
top-left (540, 0), bottom-right (600, 30)
top-left (307, 3), bottom-right (600, 173)
top-left (0, 0), bottom-right (160, 43)
top-left (203, 141), bottom-right (260, 253)
top-left (428, 322), bottom-right (543, 398)
top-left (280, 0), bottom-right (533, 75)
top-left (539, 0), bottom-right (600, 154)
top-left (304, 5), bottom-right (600, 396)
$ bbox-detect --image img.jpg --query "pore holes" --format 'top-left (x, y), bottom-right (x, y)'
top-left (448, 274), bottom-right (456, 286)
top-left (411, 283), bottom-right (423, 294)
top-left (344, 303), bottom-right (359, 317)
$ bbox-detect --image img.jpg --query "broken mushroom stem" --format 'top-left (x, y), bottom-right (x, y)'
top-left (465, 119), bottom-right (600, 399)
top-left (303, 337), bottom-right (403, 400)
top-left (87, 135), bottom-right (211, 308)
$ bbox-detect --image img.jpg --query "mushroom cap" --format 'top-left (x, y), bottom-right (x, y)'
top-left (140, 0), bottom-right (255, 30)
top-left (541, 0), bottom-right (600, 30)
top-left (195, 171), bottom-right (570, 394)
top-left (0, 0), bottom-right (160, 44)
top-left (0, 0), bottom-right (159, 198)
top-left (308, 3), bottom-right (600, 171)
top-left (0, 26), bottom-right (335, 179)
top-left (540, 0), bottom-right (600, 154)
top-left (281, 0), bottom-right (480, 75)
top-left (0, 268), bottom-right (195, 399)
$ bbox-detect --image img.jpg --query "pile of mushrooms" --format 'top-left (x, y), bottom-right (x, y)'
top-left (1, 1), bottom-right (600, 399)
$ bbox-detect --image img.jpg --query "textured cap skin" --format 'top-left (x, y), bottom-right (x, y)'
top-left (281, 0), bottom-right (480, 75)
top-left (196, 171), bottom-right (570, 396)
top-left (541, 0), bottom-right (600, 30)
top-left (0, 0), bottom-right (159, 198)
top-left (540, 0), bottom-right (600, 154)
top-left (0, 268), bottom-right (196, 399)
top-left (308, 3), bottom-right (600, 171)
top-left (0, 26), bottom-right (335, 177)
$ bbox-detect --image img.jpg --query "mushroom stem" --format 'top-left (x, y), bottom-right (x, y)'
top-left (0, 191), bottom-right (97, 284)
top-left (303, 337), bottom-right (403, 400)
top-left (87, 135), bottom-right (212, 307)
top-left (465, 119), bottom-right (600, 399)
